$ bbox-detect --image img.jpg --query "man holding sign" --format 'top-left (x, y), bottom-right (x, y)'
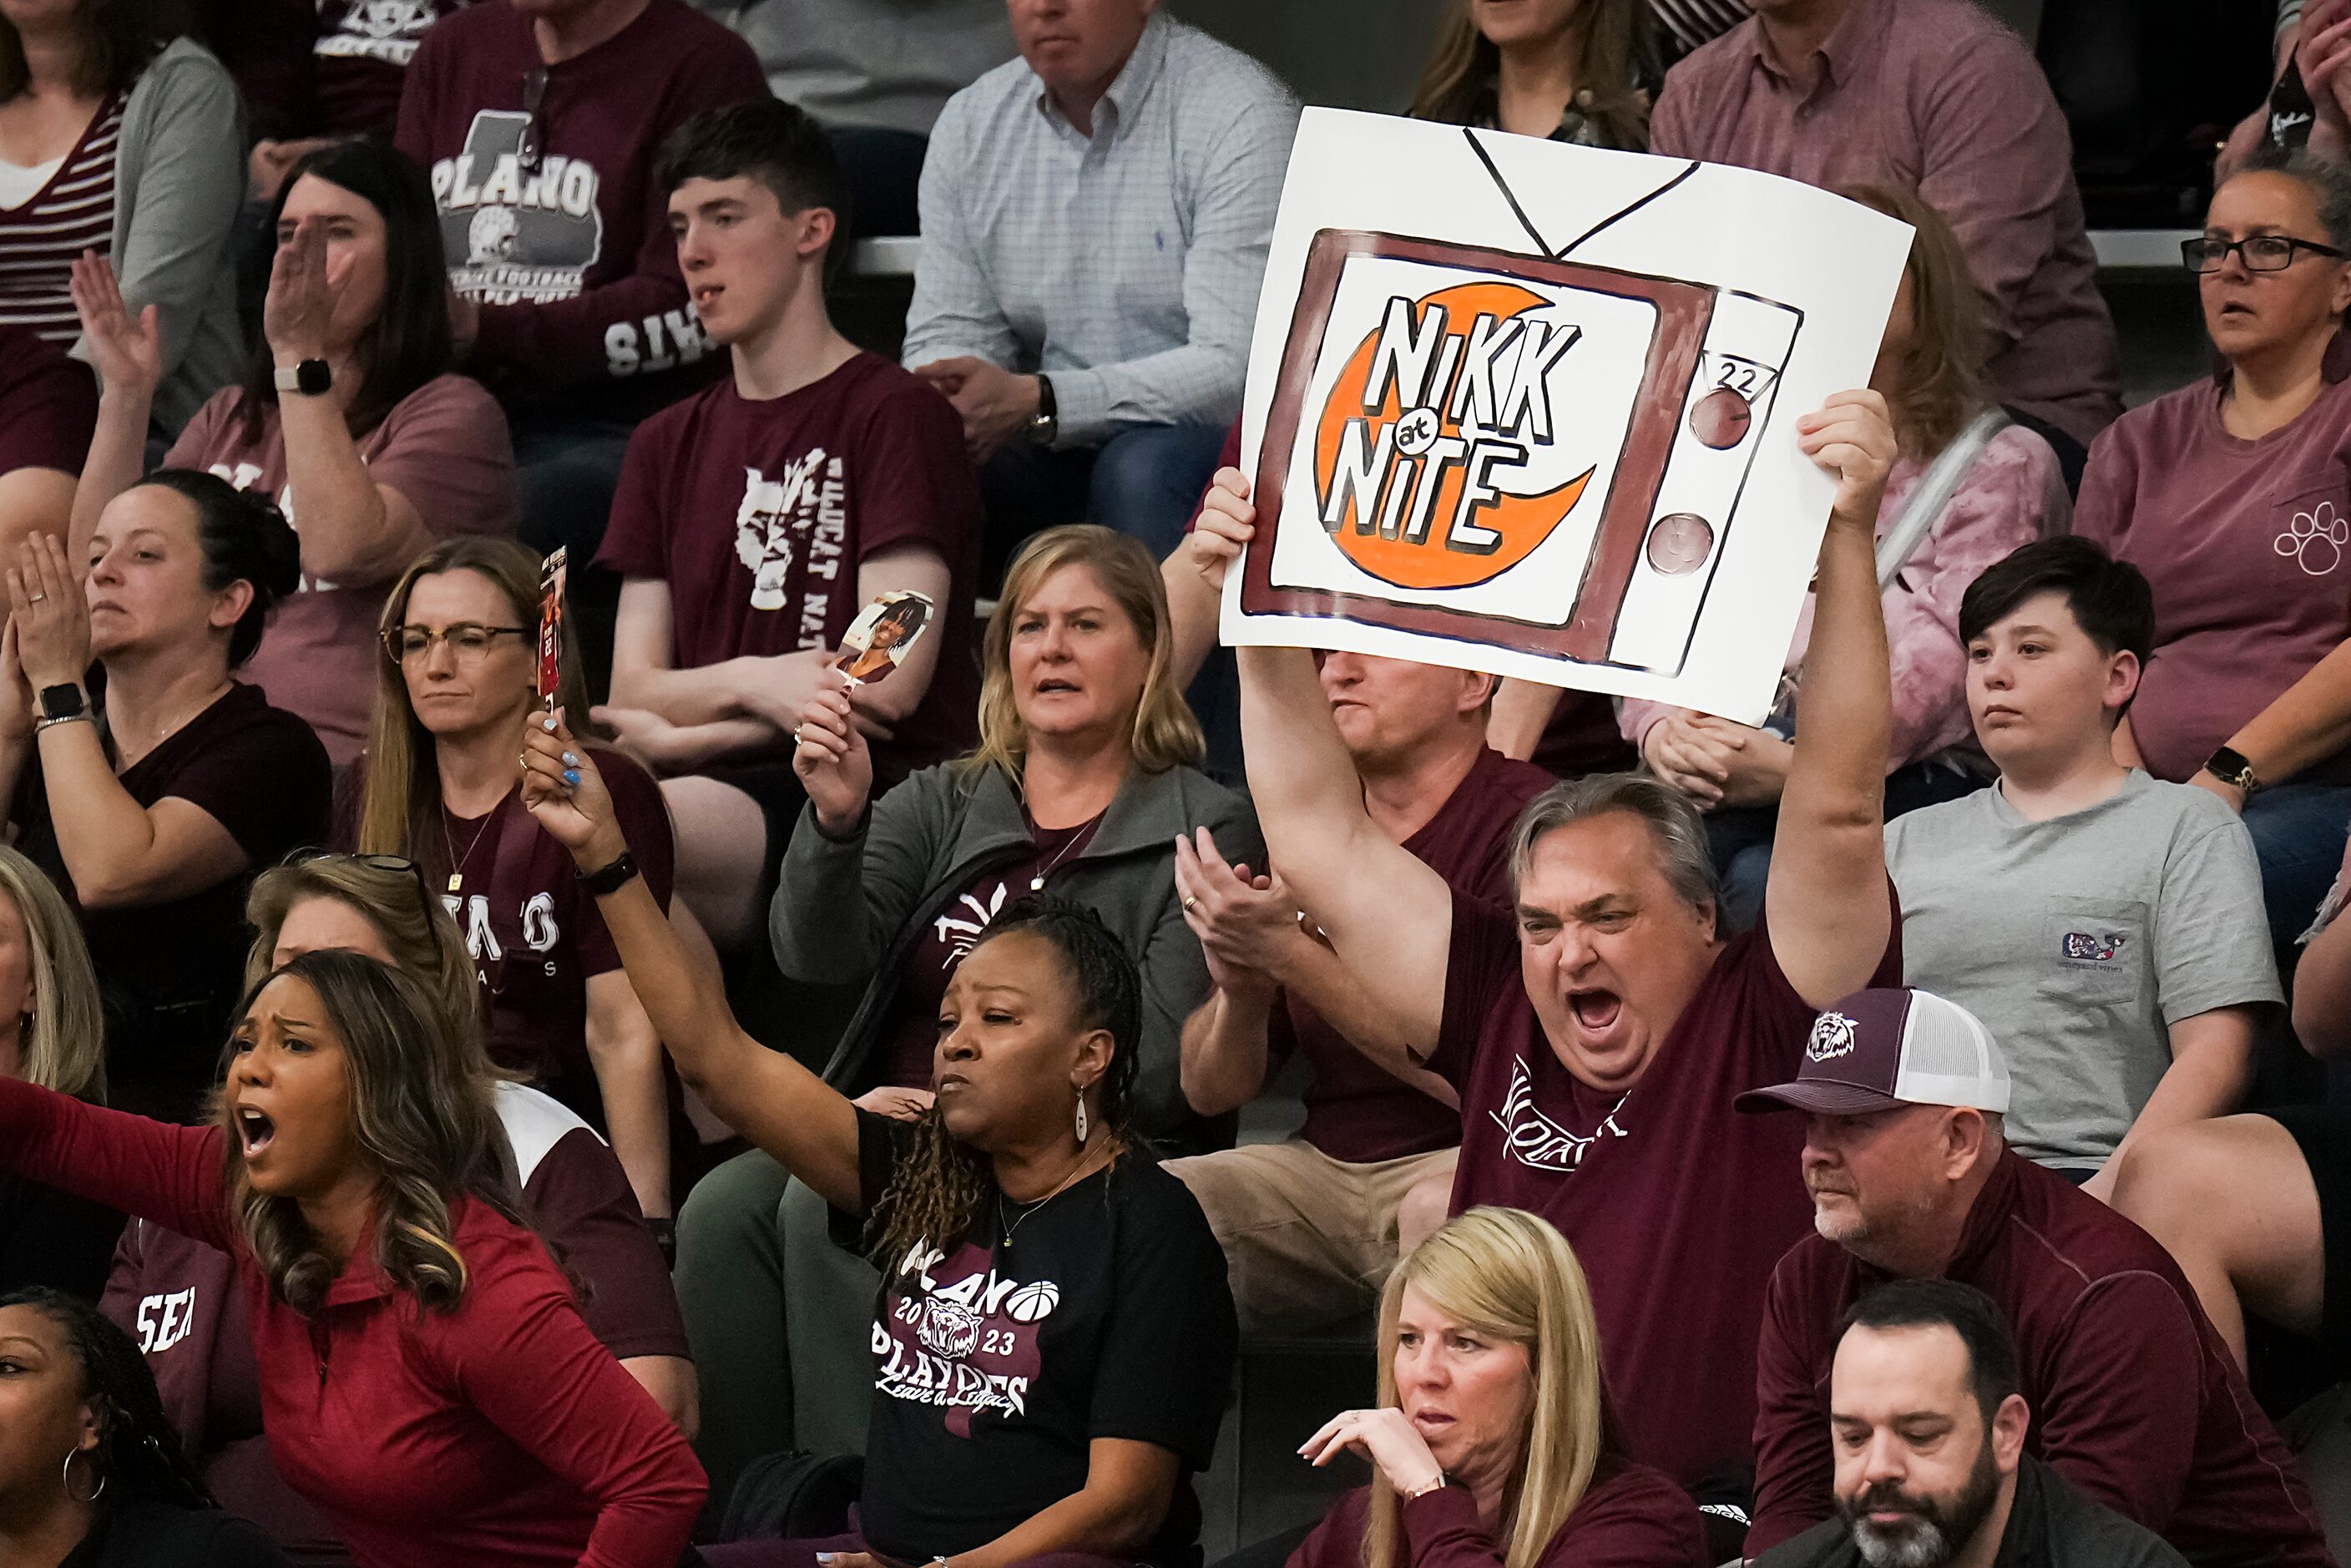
top-left (1231, 389), bottom-right (1901, 1506)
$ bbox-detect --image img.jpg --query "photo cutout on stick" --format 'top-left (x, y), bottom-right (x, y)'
top-left (837, 589), bottom-right (936, 685)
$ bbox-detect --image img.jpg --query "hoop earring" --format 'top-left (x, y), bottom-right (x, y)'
top-left (1074, 1095), bottom-right (1089, 1146)
top-left (61, 1447), bottom-right (104, 1505)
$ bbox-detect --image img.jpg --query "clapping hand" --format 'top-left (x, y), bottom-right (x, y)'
top-left (68, 253), bottom-right (162, 399)
top-left (8, 535), bottom-right (89, 694)
top-left (2303, 0), bottom-right (2351, 144)
top-left (263, 215), bottom-right (349, 369)
top-left (0, 620), bottom-right (35, 742)
top-left (1172, 826), bottom-right (1302, 997)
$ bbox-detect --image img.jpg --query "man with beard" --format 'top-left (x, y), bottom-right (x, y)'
top-left (1738, 988), bottom-right (2328, 1566)
top-left (1755, 1278), bottom-right (2187, 1567)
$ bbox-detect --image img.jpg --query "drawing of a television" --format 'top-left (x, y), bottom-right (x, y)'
top-left (1241, 229), bottom-right (1804, 677)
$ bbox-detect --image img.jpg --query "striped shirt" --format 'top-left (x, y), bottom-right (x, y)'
top-left (0, 93), bottom-right (124, 346)
top-left (1651, 0), bottom-right (1752, 59)
top-left (901, 13), bottom-right (1299, 447)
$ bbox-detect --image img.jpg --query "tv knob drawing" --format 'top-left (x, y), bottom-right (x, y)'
top-left (1241, 228), bottom-right (1805, 684)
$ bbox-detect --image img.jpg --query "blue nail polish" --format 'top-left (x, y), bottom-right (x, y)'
top-left (564, 769), bottom-right (581, 786)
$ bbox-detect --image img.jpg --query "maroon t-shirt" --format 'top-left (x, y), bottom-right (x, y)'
top-left (0, 324), bottom-right (96, 478)
top-left (596, 352), bottom-right (982, 783)
top-left (1429, 891), bottom-right (1898, 1490)
top-left (1287, 1467), bottom-right (1706, 1568)
top-left (878, 812), bottom-right (1105, 1088)
top-left (99, 1083), bottom-right (687, 1567)
top-left (392, 0), bottom-right (767, 415)
top-left (313, 0), bottom-right (473, 138)
top-left (1285, 749), bottom-right (1553, 1165)
top-left (1747, 1150), bottom-right (2329, 1566)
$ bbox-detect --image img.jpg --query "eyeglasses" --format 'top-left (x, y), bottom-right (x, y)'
top-left (517, 68), bottom-right (549, 175)
top-left (2181, 234), bottom-right (2347, 273)
top-left (384, 623), bottom-right (529, 665)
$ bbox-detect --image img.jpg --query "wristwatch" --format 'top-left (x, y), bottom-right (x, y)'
top-left (1028, 372), bottom-right (1058, 448)
top-left (274, 359), bottom-right (332, 397)
top-left (574, 850), bottom-right (640, 896)
top-left (2202, 745), bottom-right (2262, 797)
top-left (37, 684), bottom-right (84, 723)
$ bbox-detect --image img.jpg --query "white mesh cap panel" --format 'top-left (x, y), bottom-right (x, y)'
top-left (1891, 990), bottom-right (2011, 1113)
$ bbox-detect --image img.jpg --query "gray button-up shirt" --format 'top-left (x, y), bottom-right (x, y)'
top-left (902, 13), bottom-right (1299, 448)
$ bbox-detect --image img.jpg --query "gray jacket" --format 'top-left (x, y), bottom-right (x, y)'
top-left (71, 38), bottom-right (245, 438)
top-left (771, 758), bottom-right (1262, 1143)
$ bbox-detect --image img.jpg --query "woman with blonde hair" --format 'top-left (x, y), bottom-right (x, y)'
top-left (1625, 185), bottom-right (2069, 928)
top-left (347, 534), bottom-right (685, 1227)
top-left (0, 844), bottom-right (122, 1296)
top-left (1408, 0), bottom-right (1656, 150)
top-left (1293, 1207), bottom-right (1704, 1568)
top-left (675, 523), bottom-right (1260, 1513)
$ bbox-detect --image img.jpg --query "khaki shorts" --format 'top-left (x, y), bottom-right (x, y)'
top-left (1166, 1140), bottom-right (1458, 1337)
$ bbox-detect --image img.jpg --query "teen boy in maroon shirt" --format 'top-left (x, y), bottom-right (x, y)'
top-left (1234, 391), bottom-right (1904, 1500)
top-left (1165, 651), bottom-right (1553, 1333)
top-left (1737, 987), bottom-right (2329, 1566)
top-left (394, 0), bottom-right (767, 554)
top-left (595, 100), bottom-right (980, 953)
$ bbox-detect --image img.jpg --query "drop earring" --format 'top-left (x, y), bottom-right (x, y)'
top-left (1074, 1095), bottom-right (1089, 1146)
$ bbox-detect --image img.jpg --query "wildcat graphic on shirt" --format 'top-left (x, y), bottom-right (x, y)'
top-left (316, 0), bottom-right (446, 66)
top-left (732, 452), bottom-right (851, 633)
top-left (874, 1238), bottom-right (1055, 1438)
top-left (431, 111), bottom-right (604, 305)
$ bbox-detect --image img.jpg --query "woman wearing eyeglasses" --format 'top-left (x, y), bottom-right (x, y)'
top-left (2074, 145), bottom-right (2351, 953)
top-left (348, 535), bottom-right (687, 1227)
top-left (0, 473), bottom-right (329, 1124)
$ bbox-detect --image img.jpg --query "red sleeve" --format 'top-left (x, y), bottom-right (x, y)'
top-left (0, 1078), bottom-right (232, 1252)
top-left (574, 750), bottom-right (674, 979)
top-left (591, 409), bottom-right (679, 581)
top-left (525, 1127), bottom-right (690, 1361)
top-left (2030, 1274), bottom-right (2206, 1528)
top-left (1745, 1250), bottom-right (1838, 1554)
top-left (1423, 891), bottom-right (1524, 1090)
top-left (439, 1227), bottom-right (705, 1567)
top-left (847, 374), bottom-right (983, 568)
top-left (468, 43), bottom-right (769, 389)
top-left (1286, 1489), bottom-right (1366, 1568)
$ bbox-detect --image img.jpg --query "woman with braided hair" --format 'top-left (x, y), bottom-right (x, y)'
top-left (520, 719), bottom-right (1239, 1568)
top-left (0, 1286), bottom-right (290, 1566)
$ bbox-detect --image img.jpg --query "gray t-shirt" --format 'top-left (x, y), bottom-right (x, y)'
top-left (1884, 771), bottom-right (2280, 1169)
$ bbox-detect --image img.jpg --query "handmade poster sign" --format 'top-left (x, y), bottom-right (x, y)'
top-left (1221, 109), bottom-right (1915, 723)
top-left (836, 589), bottom-right (936, 686)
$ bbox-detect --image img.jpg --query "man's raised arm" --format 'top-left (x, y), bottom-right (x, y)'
top-left (1767, 390), bottom-right (1899, 1007)
top-left (1239, 645), bottom-right (1454, 1055)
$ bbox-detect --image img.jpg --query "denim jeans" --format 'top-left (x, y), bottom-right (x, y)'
top-left (2242, 782), bottom-right (2351, 953)
top-left (508, 411), bottom-right (640, 562)
top-left (976, 422), bottom-right (1231, 580)
top-left (1705, 761), bottom-right (1989, 933)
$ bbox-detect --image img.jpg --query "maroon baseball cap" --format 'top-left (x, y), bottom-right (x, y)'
top-left (1735, 987), bottom-right (2011, 1117)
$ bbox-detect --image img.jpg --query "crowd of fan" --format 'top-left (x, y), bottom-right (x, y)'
top-left (0, 0), bottom-right (2345, 1565)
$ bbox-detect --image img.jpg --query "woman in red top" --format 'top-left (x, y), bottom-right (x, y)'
top-left (0, 948), bottom-right (704, 1568)
top-left (1292, 1207), bottom-right (1706, 1568)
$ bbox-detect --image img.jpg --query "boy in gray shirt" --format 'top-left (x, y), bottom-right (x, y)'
top-left (1885, 539), bottom-right (2278, 1200)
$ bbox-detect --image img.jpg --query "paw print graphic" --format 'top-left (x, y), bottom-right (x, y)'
top-left (2275, 501), bottom-right (2349, 576)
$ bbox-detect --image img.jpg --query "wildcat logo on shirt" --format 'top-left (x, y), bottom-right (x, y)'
top-left (1488, 1055), bottom-right (1628, 1175)
top-left (874, 1239), bottom-right (1056, 1437)
top-left (1313, 282), bottom-right (1595, 590)
top-left (2059, 932), bottom-right (2128, 964)
top-left (1805, 1011), bottom-right (1858, 1064)
top-left (733, 455), bottom-right (849, 641)
top-left (315, 0), bottom-right (440, 65)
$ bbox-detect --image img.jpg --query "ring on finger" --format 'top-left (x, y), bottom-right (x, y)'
top-left (1183, 896), bottom-right (1201, 913)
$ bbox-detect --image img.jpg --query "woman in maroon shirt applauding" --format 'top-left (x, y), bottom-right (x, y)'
top-left (0, 951), bottom-right (704, 1568)
top-left (1292, 1207), bottom-right (1706, 1568)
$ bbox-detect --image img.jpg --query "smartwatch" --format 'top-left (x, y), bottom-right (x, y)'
top-left (37, 684), bottom-right (84, 723)
top-left (2202, 745), bottom-right (2262, 798)
top-left (575, 850), bottom-right (640, 896)
top-left (274, 359), bottom-right (332, 397)
top-left (1028, 372), bottom-right (1058, 448)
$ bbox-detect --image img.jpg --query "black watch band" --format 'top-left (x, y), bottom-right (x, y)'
top-left (2203, 746), bottom-right (2262, 797)
top-left (575, 849), bottom-right (640, 896)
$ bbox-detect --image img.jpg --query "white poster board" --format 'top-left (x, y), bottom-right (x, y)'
top-left (1220, 109), bottom-right (1914, 725)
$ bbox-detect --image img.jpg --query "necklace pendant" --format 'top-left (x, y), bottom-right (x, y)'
top-left (446, 873), bottom-right (463, 894)
top-left (1029, 875), bottom-right (1046, 892)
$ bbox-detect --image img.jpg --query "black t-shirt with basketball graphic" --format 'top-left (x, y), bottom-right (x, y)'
top-left (392, 0), bottom-right (766, 414)
top-left (596, 352), bottom-right (982, 783)
top-left (842, 1109), bottom-right (1237, 1566)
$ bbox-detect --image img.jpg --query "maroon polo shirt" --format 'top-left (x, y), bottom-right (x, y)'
top-left (1284, 748), bottom-right (1554, 1164)
top-left (1651, 0), bottom-right (2121, 450)
top-left (1747, 1149), bottom-right (2328, 1566)
top-left (1431, 888), bottom-right (1899, 1489)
